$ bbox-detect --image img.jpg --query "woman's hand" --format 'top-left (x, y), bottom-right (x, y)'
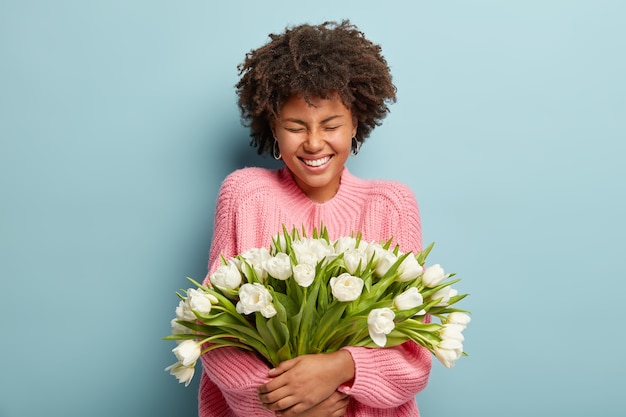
top-left (286, 391), bottom-right (350, 417)
top-left (257, 350), bottom-right (354, 416)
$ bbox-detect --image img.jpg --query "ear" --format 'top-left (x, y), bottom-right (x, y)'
top-left (351, 119), bottom-right (358, 137)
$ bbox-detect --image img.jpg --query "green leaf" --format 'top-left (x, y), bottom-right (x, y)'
top-left (273, 291), bottom-right (298, 317)
top-left (288, 307), bottom-right (304, 353)
top-left (173, 320), bottom-right (216, 335)
top-left (267, 315), bottom-right (289, 348)
top-left (421, 277), bottom-right (462, 299)
top-left (297, 286), bottom-right (322, 356)
top-left (163, 333), bottom-right (201, 341)
top-left (276, 342), bottom-right (293, 364)
top-left (314, 303), bottom-right (355, 350)
top-left (416, 242), bottom-right (434, 265)
top-left (255, 314), bottom-right (278, 349)
top-left (240, 260), bottom-right (262, 284)
top-left (368, 252), bottom-right (413, 301)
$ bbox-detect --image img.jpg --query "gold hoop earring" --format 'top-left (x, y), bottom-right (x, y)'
top-left (272, 140), bottom-right (282, 160)
top-left (350, 137), bottom-right (361, 156)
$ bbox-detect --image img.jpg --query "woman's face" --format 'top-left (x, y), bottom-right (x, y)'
top-left (272, 94), bottom-right (357, 203)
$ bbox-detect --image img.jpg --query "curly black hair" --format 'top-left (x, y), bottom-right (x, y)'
top-left (236, 20), bottom-right (397, 155)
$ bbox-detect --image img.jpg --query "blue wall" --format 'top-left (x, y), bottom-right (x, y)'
top-left (1, 1), bottom-right (625, 416)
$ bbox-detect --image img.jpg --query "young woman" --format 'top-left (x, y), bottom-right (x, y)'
top-left (200, 20), bottom-right (432, 417)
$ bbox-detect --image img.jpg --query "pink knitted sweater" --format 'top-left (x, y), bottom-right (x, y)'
top-left (200, 167), bottom-right (431, 417)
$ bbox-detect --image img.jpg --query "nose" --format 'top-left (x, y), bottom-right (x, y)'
top-left (303, 129), bottom-right (324, 153)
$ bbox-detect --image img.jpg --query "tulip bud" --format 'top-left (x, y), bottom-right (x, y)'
top-left (422, 264), bottom-right (447, 287)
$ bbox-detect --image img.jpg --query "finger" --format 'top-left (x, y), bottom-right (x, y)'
top-left (258, 386), bottom-right (298, 410)
top-left (268, 357), bottom-right (297, 377)
top-left (338, 396), bottom-right (350, 407)
top-left (257, 375), bottom-right (287, 394)
top-left (333, 396), bottom-right (350, 416)
top-left (275, 401), bottom-right (315, 417)
top-left (328, 391), bottom-right (348, 400)
top-left (260, 394), bottom-right (298, 412)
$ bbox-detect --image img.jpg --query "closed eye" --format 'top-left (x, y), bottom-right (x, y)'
top-left (285, 127), bottom-right (305, 133)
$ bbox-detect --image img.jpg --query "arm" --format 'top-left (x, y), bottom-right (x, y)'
top-left (257, 350), bottom-right (354, 416)
top-left (285, 391), bottom-right (350, 417)
top-left (198, 346), bottom-right (275, 416)
top-left (256, 321), bottom-right (431, 413)
top-left (198, 371), bottom-right (234, 417)
top-left (339, 342), bottom-right (432, 408)
top-left (335, 182), bottom-right (430, 408)
top-left (384, 181), bottom-right (422, 254)
top-left (203, 172), bottom-right (240, 285)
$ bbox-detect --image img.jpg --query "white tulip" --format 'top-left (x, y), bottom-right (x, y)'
top-left (374, 251), bottom-right (398, 277)
top-left (447, 312), bottom-right (471, 328)
top-left (172, 340), bottom-right (201, 366)
top-left (393, 287), bottom-right (424, 310)
top-left (210, 261), bottom-right (243, 290)
top-left (240, 247), bottom-right (271, 265)
top-left (170, 318), bottom-right (190, 335)
top-left (236, 283), bottom-right (277, 318)
top-left (240, 247), bottom-right (271, 280)
top-left (187, 288), bottom-right (217, 314)
top-left (175, 299), bottom-right (196, 322)
top-left (396, 254), bottom-right (424, 282)
top-left (263, 253), bottom-right (292, 280)
top-left (260, 304), bottom-right (277, 318)
top-left (165, 362), bottom-right (196, 387)
top-left (293, 263), bottom-right (315, 287)
top-left (334, 236), bottom-right (358, 253)
top-left (292, 238), bottom-right (333, 266)
top-left (431, 286), bottom-right (457, 307)
top-left (434, 339), bottom-right (463, 368)
top-left (367, 308), bottom-right (396, 347)
top-left (365, 242), bottom-right (386, 263)
top-left (439, 324), bottom-right (465, 342)
top-left (422, 264), bottom-right (447, 288)
top-left (343, 248), bottom-right (368, 275)
top-left (323, 253), bottom-right (339, 265)
top-left (330, 273), bottom-right (364, 302)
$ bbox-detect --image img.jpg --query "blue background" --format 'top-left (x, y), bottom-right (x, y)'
top-left (1, 1), bottom-right (624, 416)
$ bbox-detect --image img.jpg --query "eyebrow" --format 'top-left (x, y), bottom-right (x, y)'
top-left (282, 114), bottom-right (345, 125)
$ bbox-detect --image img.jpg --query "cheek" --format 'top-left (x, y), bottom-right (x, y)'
top-left (276, 136), bottom-right (302, 153)
top-left (334, 134), bottom-right (354, 153)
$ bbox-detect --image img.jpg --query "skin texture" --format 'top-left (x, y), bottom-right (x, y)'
top-left (257, 350), bottom-right (355, 416)
top-left (271, 94), bottom-right (357, 203)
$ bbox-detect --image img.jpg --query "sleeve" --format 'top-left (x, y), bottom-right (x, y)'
top-left (198, 371), bottom-right (234, 417)
top-left (198, 174), bottom-right (242, 416)
top-left (339, 342), bottom-right (432, 408)
top-left (198, 347), bottom-right (273, 416)
top-left (203, 172), bottom-right (240, 285)
top-left (389, 182), bottom-right (422, 254)
top-left (365, 181), bottom-right (422, 254)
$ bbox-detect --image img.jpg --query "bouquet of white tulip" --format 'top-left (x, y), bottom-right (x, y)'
top-left (165, 226), bottom-right (470, 386)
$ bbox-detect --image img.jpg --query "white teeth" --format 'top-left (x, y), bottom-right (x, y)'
top-left (303, 156), bottom-right (331, 167)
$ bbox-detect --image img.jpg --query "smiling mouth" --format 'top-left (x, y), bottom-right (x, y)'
top-left (301, 155), bottom-right (332, 167)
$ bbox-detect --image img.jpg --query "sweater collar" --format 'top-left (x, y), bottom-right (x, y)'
top-left (277, 166), bottom-right (355, 206)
